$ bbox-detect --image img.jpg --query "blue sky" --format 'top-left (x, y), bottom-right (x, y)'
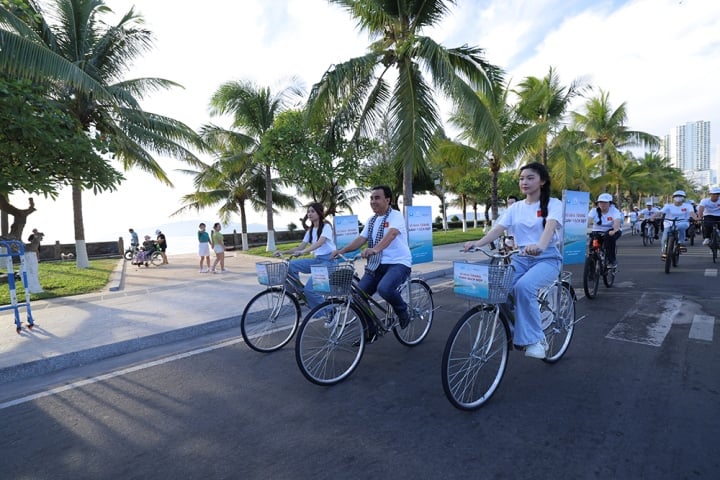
top-left (13, 0), bottom-right (720, 247)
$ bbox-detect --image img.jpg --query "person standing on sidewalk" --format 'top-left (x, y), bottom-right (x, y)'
top-left (24, 229), bottom-right (44, 293)
top-left (198, 223), bottom-right (211, 272)
top-left (156, 229), bottom-right (168, 264)
top-left (210, 223), bottom-right (226, 273)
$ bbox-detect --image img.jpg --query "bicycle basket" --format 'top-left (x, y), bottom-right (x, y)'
top-left (256, 261), bottom-right (287, 286)
top-left (312, 263), bottom-right (354, 297)
top-left (453, 261), bottom-right (515, 304)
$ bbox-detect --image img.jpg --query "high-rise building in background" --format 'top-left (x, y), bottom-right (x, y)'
top-left (672, 120), bottom-right (711, 171)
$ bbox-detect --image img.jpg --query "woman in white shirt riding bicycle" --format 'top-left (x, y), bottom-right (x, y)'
top-left (464, 162), bottom-right (563, 360)
top-left (654, 190), bottom-right (697, 258)
top-left (698, 187), bottom-right (720, 246)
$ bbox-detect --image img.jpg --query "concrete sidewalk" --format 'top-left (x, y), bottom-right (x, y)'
top-left (0, 245), bottom-right (459, 384)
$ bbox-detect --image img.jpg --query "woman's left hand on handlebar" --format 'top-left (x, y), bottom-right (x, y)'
top-left (523, 244), bottom-right (544, 256)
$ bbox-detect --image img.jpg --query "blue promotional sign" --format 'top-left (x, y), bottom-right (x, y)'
top-left (334, 215), bottom-right (359, 257)
top-left (406, 206), bottom-right (433, 264)
top-left (562, 190), bottom-right (590, 265)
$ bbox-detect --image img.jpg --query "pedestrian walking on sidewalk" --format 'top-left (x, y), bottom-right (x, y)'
top-left (210, 223), bottom-right (226, 273)
top-left (198, 223), bottom-right (211, 272)
top-left (156, 229), bottom-right (168, 264)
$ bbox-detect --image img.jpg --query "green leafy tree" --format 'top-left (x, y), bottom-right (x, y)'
top-left (307, 0), bottom-right (500, 210)
top-left (4, 0), bottom-right (205, 267)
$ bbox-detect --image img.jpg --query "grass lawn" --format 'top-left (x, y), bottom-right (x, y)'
top-left (0, 259), bottom-right (118, 305)
top-left (245, 227), bottom-right (486, 257)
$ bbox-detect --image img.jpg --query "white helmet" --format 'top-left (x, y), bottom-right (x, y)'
top-left (597, 193), bottom-right (612, 202)
top-left (672, 190), bottom-right (686, 197)
top-left (645, 201), bottom-right (653, 206)
top-left (710, 187), bottom-right (720, 195)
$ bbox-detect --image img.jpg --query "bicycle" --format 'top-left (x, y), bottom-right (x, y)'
top-left (661, 217), bottom-right (683, 274)
top-left (294, 254), bottom-right (434, 386)
top-left (441, 246), bottom-right (579, 411)
top-left (706, 222), bottom-right (720, 263)
top-left (240, 253), bottom-right (310, 352)
top-left (630, 220), bottom-right (640, 236)
top-left (583, 232), bottom-right (616, 299)
top-left (641, 220), bottom-right (656, 246)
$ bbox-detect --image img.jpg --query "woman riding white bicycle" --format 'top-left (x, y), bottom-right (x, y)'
top-left (464, 162), bottom-right (563, 359)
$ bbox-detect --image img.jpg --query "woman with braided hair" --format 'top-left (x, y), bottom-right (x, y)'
top-left (464, 162), bottom-right (563, 359)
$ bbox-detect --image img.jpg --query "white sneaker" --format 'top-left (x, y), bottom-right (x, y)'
top-left (703, 238), bottom-right (710, 246)
top-left (200, 268), bottom-right (208, 273)
top-left (524, 338), bottom-right (548, 359)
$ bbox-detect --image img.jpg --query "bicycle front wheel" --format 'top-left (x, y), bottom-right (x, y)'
top-left (295, 300), bottom-right (365, 386)
top-left (712, 230), bottom-right (719, 263)
top-left (241, 288), bottom-right (300, 352)
top-left (540, 282), bottom-right (575, 363)
top-left (602, 255), bottom-right (616, 287)
top-left (583, 256), bottom-right (600, 299)
top-left (441, 305), bottom-right (510, 411)
top-left (394, 279), bottom-right (434, 346)
top-left (665, 236), bottom-right (675, 274)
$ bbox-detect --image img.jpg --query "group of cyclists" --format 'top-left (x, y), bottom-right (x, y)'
top-left (628, 187), bottom-right (720, 259)
top-left (274, 164), bottom-right (720, 360)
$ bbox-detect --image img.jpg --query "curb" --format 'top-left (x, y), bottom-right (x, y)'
top-left (0, 315), bottom-right (240, 385)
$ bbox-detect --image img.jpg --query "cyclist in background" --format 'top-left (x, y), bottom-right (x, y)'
top-left (628, 207), bottom-right (639, 233)
top-left (587, 193), bottom-right (623, 269)
top-left (639, 201), bottom-right (661, 239)
top-left (698, 187), bottom-right (720, 246)
top-left (654, 190), bottom-right (697, 258)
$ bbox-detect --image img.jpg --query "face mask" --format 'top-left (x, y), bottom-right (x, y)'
top-left (673, 196), bottom-right (683, 202)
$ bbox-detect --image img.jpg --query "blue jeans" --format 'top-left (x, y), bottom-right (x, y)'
top-left (510, 248), bottom-right (561, 346)
top-left (661, 221), bottom-right (689, 254)
top-left (358, 263), bottom-right (411, 335)
top-left (288, 254), bottom-right (335, 309)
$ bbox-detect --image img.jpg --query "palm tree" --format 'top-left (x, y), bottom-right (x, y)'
top-left (209, 80), bottom-right (303, 251)
top-left (572, 90), bottom-right (659, 189)
top-left (448, 76), bottom-right (545, 220)
top-left (172, 124), bottom-right (296, 250)
top-left (515, 66), bottom-right (587, 166)
top-left (6, 0), bottom-right (205, 267)
top-left (307, 0), bottom-right (499, 211)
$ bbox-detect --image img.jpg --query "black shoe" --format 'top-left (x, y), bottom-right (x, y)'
top-left (398, 312), bottom-right (411, 329)
top-left (654, 236), bottom-right (659, 240)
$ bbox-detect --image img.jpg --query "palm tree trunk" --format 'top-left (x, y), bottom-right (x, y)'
top-left (264, 164), bottom-right (276, 251)
top-left (72, 184), bottom-right (89, 268)
top-left (240, 201), bottom-right (249, 251)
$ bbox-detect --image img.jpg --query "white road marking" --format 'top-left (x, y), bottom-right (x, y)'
top-left (689, 315), bottom-right (715, 342)
top-left (704, 269), bottom-right (717, 277)
top-left (606, 293), bottom-right (682, 347)
top-left (0, 338), bottom-right (243, 411)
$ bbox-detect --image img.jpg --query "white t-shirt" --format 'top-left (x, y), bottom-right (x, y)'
top-left (629, 211), bottom-right (638, 222)
top-left (588, 205), bottom-right (623, 232)
top-left (660, 202), bottom-right (693, 228)
top-left (302, 223), bottom-right (336, 256)
top-left (699, 197), bottom-right (720, 217)
top-left (360, 208), bottom-right (412, 267)
top-left (497, 198), bottom-right (563, 247)
top-left (639, 207), bottom-right (659, 220)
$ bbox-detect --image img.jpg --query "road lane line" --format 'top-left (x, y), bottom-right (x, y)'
top-left (704, 269), bottom-right (717, 277)
top-left (606, 293), bottom-right (681, 347)
top-left (689, 314), bottom-right (714, 341)
top-left (0, 337), bottom-right (243, 410)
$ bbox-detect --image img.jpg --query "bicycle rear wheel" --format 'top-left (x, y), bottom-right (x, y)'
top-left (241, 288), bottom-right (300, 352)
top-left (393, 279), bottom-right (433, 346)
top-left (295, 300), bottom-right (365, 386)
top-left (441, 305), bottom-right (510, 411)
top-left (583, 256), bottom-right (600, 298)
top-left (664, 236), bottom-right (675, 273)
top-left (540, 282), bottom-right (575, 363)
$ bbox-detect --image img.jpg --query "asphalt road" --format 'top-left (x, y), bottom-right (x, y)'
top-left (1, 232), bottom-right (718, 479)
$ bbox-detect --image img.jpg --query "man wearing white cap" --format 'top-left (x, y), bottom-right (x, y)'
top-left (655, 190), bottom-right (697, 258)
top-left (639, 201), bottom-right (660, 240)
top-left (698, 187), bottom-right (720, 246)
